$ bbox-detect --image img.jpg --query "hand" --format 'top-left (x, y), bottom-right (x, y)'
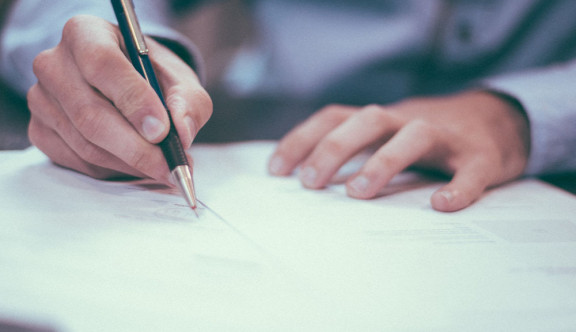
top-left (268, 91), bottom-right (530, 212)
top-left (27, 15), bottom-right (212, 182)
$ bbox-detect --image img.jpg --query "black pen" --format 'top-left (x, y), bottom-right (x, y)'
top-left (111, 0), bottom-right (197, 211)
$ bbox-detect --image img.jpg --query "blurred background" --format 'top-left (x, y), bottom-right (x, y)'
top-left (0, 0), bottom-right (30, 150)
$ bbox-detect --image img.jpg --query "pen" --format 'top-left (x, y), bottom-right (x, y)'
top-left (111, 0), bottom-right (197, 211)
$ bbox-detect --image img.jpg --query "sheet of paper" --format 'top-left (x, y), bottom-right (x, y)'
top-left (1, 141), bottom-right (576, 331)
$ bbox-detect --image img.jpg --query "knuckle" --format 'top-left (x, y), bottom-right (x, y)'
top-left (62, 18), bottom-right (119, 85)
top-left (317, 104), bottom-right (344, 117)
top-left (114, 82), bottom-right (147, 118)
top-left (62, 16), bottom-right (88, 35)
top-left (194, 88), bottom-right (213, 110)
top-left (74, 140), bottom-right (105, 165)
top-left (71, 103), bottom-right (107, 141)
top-left (189, 88), bottom-right (213, 124)
top-left (26, 85), bottom-right (41, 111)
top-left (374, 153), bottom-right (401, 170)
top-left (32, 51), bottom-right (49, 75)
top-left (82, 47), bottom-right (118, 83)
top-left (125, 149), bottom-right (156, 173)
top-left (167, 86), bottom-right (213, 126)
top-left (62, 16), bottom-right (101, 52)
top-left (275, 132), bottom-right (306, 156)
top-left (166, 85), bottom-right (186, 102)
top-left (315, 104), bottom-right (352, 126)
top-left (279, 120), bottom-right (316, 147)
top-left (362, 104), bottom-right (385, 113)
top-left (52, 114), bottom-right (71, 139)
top-left (32, 50), bottom-right (55, 79)
top-left (361, 104), bottom-right (401, 129)
top-left (61, 16), bottom-right (83, 41)
top-left (319, 136), bottom-right (348, 157)
top-left (396, 96), bottom-right (427, 109)
top-left (27, 119), bottom-right (42, 147)
top-left (62, 15), bottom-right (99, 43)
top-left (359, 104), bottom-right (388, 121)
top-left (407, 120), bottom-right (445, 149)
top-left (410, 119), bottom-right (435, 136)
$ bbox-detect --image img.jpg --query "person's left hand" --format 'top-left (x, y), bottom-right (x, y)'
top-left (268, 90), bottom-right (531, 212)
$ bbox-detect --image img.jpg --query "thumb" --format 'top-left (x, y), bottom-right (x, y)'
top-left (430, 162), bottom-right (492, 212)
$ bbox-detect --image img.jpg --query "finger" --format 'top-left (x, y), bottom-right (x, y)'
top-left (346, 120), bottom-right (442, 199)
top-left (27, 84), bottom-right (149, 179)
top-left (268, 105), bottom-right (355, 176)
top-left (29, 118), bottom-right (128, 180)
top-left (33, 45), bottom-right (170, 182)
top-left (297, 105), bottom-right (401, 189)
top-left (431, 159), bottom-right (494, 212)
top-left (161, 81), bottom-right (212, 149)
top-left (150, 39), bottom-right (212, 148)
top-left (63, 16), bottom-right (169, 143)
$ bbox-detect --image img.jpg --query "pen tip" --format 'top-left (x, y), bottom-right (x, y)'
top-left (171, 165), bottom-right (198, 215)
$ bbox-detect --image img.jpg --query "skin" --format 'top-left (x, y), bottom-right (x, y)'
top-left (28, 15), bottom-right (530, 212)
top-left (268, 91), bottom-right (531, 212)
top-left (27, 15), bottom-right (212, 183)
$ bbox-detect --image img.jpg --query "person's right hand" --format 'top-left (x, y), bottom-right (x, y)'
top-left (28, 15), bottom-right (212, 183)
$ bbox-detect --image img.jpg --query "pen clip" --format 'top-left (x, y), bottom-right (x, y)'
top-left (118, 0), bottom-right (148, 54)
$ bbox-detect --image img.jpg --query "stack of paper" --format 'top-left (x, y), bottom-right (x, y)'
top-left (1, 142), bottom-right (575, 331)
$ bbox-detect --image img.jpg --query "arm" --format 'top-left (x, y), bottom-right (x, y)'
top-left (482, 59), bottom-right (576, 176)
top-left (0, 0), bottom-right (212, 182)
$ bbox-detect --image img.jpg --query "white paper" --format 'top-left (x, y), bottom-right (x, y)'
top-left (1, 142), bottom-right (576, 331)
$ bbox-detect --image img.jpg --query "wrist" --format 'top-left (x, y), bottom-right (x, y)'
top-left (477, 89), bottom-right (532, 176)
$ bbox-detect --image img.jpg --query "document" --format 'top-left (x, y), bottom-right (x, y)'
top-left (1, 141), bottom-right (575, 331)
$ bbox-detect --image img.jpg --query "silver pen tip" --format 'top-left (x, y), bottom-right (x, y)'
top-left (171, 165), bottom-right (197, 211)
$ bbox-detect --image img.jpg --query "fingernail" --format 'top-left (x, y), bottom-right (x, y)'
top-left (268, 156), bottom-right (285, 175)
top-left (142, 116), bottom-right (166, 142)
top-left (184, 116), bottom-right (196, 146)
top-left (349, 175), bottom-right (370, 193)
top-left (299, 166), bottom-right (318, 187)
top-left (438, 190), bottom-right (454, 203)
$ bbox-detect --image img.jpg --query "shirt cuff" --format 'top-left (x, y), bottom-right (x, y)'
top-left (481, 60), bottom-right (576, 175)
top-left (141, 23), bottom-right (206, 85)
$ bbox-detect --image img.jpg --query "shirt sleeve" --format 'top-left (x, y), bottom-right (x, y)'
top-left (482, 59), bottom-right (576, 176)
top-left (0, 0), bottom-right (204, 96)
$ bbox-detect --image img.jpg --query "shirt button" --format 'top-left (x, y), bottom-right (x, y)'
top-left (457, 20), bottom-right (473, 43)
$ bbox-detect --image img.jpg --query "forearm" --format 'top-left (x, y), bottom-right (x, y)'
top-left (482, 59), bottom-right (576, 176)
top-left (0, 0), bottom-right (204, 96)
